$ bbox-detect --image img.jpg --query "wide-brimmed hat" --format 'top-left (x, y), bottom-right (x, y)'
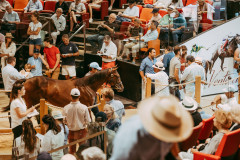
top-left (223, 85), bottom-right (236, 93)
top-left (152, 61), bottom-right (165, 70)
top-left (5, 33), bottom-right (14, 38)
top-left (138, 95), bottom-right (193, 142)
top-left (52, 110), bottom-right (65, 119)
top-left (152, 8), bottom-right (159, 13)
top-left (180, 96), bottom-right (198, 111)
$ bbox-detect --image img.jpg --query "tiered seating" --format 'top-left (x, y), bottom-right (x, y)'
top-left (41, 1), bottom-right (57, 14)
top-left (198, 116), bottom-right (215, 142)
top-left (13, 0), bottom-right (28, 12)
top-left (91, 0), bottom-right (109, 20)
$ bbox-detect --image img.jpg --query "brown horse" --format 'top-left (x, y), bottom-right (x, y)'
top-left (3, 67), bottom-right (124, 111)
top-left (206, 34), bottom-right (240, 74)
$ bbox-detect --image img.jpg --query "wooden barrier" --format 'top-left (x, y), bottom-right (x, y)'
top-left (145, 78), bottom-right (152, 98)
top-left (195, 76), bottom-right (201, 104)
top-left (40, 99), bottom-right (48, 135)
top-left (97, 89), bottom-right (105, 112)
top-left (238, 72), bottom-right (240, 104)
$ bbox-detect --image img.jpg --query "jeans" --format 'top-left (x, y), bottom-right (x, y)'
top-left (87, 34), bottom-right (104, 50)
top-left (116, 16), bottom-right (131, 22)
top-left (172, 29), bottom-right (183, 46)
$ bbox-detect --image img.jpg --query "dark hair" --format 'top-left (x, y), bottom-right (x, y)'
top-left (10, 81), bottom-right (25, 100)
top-left (101, 88), bottom-right (114, 100)
top-left (174, 46), bottom-right (181, 55)
top-left (5, 37), bottom-right (12, 48)
top-left (95, 112), bottom-right (107, 122)
top-left (172, 0), bottom-right (178, 3)
top-left (7, 56), bottom-right (16, 64)
top-left (181, 45), bottom-right (187, 51)
top-left (42, 114), bottom-right (61, 135)
top-left (44, 38), bottom-right (52, 44)
top-left (186, 55), bottom-right (195, 62)
top-left (165, 46), bottom-right (172, 51)
top-left (128, 0), bottom-right (135, 4)
top-left (62, 34), bottom-right (69, 39)
top-left (152, 20), bottom-right (158, 27)
top-left (32, 11), bottom-right (40, 21)
top-left (71, 95), bottom-right (80, 100)
top-left (147, 48), bottom-right (155, 55)
top-left (22, 119), bottom-right (38, 153)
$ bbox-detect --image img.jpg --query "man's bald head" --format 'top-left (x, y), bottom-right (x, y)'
top-left (109, 13), bottom-right (117, 23)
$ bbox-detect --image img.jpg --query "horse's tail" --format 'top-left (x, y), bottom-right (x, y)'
top-left (2, 104), bottom-right (10, 112)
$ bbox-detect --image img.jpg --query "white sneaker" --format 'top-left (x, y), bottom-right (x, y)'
top-left (108, 6), bottom-right (112, 10)
top-left (89, 18), bottom-right (93, 23)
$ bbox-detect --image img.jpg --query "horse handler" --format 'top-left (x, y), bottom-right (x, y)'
top-left (62, 88), bottom-right (91, 154)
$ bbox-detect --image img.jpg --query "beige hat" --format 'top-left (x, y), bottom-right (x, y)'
top-left (81, 147), bottom-right (106, 160)
top-left (152, 61), bottom-right (165, 70)
top-left (138, 95), bottom-right (193, 142)
top-left (5, 33), bottom-right (14, 38)
top-left (180, 96), bottom-right (198, 111)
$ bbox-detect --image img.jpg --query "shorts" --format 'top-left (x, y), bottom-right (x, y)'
top-left (62, 65), bottom-right (76, 77)
top-left (29, 38), bottom-right (42, 45)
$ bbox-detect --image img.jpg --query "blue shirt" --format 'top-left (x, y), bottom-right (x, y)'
top-left (3, 11), bottom-right (20, 22)
top-left (110, 116), bottom-right (173, 160)
top-left (107, 99), bottom-right (125, 121)
top-left (106, 118), bottom-right (121, 132)
top-left (163, 52), bottom-right (175, 76)
top-left (139, 56), bottom-right (156, 75)
top-left (24, 0), bottom-right (43, 11)
top-left (173, 14), bottom-right (187, 29)
top-left (141, 29), bottom-right (159, 42)
top-left (27, 57), bottom-right (43, 76)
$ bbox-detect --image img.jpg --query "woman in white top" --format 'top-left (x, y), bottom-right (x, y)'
top-left (0, 33), bottom-right (16, 70)
top-left (15, 119), bottom-right (41, 159)
top-left (69, 0), bottom-right (86, 32)
top-left (41, 114), bottom-right (64, 160)
top-left (27, 11), bottom-right (42, 56)
top-left (146, 61), bottom-right (170, 97)
top-left (10, 81), bottom-right (35, 139)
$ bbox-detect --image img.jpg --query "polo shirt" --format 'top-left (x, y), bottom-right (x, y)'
top-left (51, 14), bottom-right (66, 32)
top-left (123, 6), bottom-right (139, 17)
top-left (59, 42), bottom-right (78, 66)
top-left (3, 11), bottom-right (20, 22)
top-left (27, 57), bottom-right (43, 76)
top-left (43, 46), bottom-right (60, 69)
top-left (139, 56), bottom-right (156, 75)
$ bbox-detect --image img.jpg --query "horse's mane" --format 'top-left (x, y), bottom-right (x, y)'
top-left (74, 69), bottom-right (110, 87)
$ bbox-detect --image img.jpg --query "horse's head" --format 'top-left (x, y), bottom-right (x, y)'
top-left (106, 67), bottom-right (124, 92)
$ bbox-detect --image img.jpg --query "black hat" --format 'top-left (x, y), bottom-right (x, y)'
top-left (37, 152), bottom-right (52, 160)
top-left (152, 8), bottom-right (159, 13)
top-left (95, 112), bottom-right (107, 122)
top-left (34, 48), bottom-right (40, 54)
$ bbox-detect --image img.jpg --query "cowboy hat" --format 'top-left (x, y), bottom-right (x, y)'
top-left (138, 95), bottom-right (193, 142)
top-left (5, 33), bottom-right (14, 38)
top-left (152, 61), bottom-right (165, 70)
top-left (52, 110), bottom-right (65, 119)
top-left (180, 96), bottom-right (198, 111)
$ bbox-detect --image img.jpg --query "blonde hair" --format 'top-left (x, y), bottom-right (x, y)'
top-left (104, 104), bottom-right (118, 119)
top-left (230, 105), bottom-right (240, 124)
top-left (215, 109), bottom-right (232, 129)
top-left (24, 63), bottom-right (31, 71)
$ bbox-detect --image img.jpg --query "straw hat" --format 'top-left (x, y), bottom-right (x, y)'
top-left (5, 33), bottom-right (14, 38)
top-left (52, 110), bottom-right (65, 119)
top-left (138, 95), bottom-right (193, 142)
top-left (152, 61), bottom-right (165, 70)
top-left (180, 96), bottom-right (198, 111)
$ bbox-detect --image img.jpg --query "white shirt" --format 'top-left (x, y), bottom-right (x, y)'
top-left (15, 136), bottom-right (41, 159)
top-left (123, 6), bottom-right (139, 17)
top-left (181, 62), bottom-right (205, 95)
top-left (51, 14), bottom-right (66, 32)
top-left (100, 41), bottom-right (117, 62)
top-left (10, 98), bottom-right (27, 128)
top-left (63, 101), bottom-right (91, 131)
top-left (2, 64), bottom-right (25, 90)
top-left (69, 2), bottom-right (86, 13)
top-left (41, 130), bottom-right (64, 160)
top-left (1, 42), bottom-right (16, 68)
top-left (29, 22), bottom-right (42, 39)
top-left (217, 95), bottom-right (238, 112)
top-left (154, 0), bottom-right (172, 8)
top-left (146, 71), bottom-right (170, 97)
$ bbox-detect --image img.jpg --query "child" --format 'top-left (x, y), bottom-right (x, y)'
top-left (147, 8), bottom-right (162, 27)
top-left (23, 63), bottom-right (33, 79)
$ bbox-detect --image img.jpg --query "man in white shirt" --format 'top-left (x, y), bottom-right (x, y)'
top-left (63, 88), bottom-right (91, 154)
top-left (181, 55), bottom-right (205, 97)
top-left (0, 0), bottom-right (10, 11)
top-left (51, 8), bottom-right (66, 45)
top-left (24, 0), bottom-right (43, 13)
top-left (3, 5), bottom-right (20, 23)
top-left (97, 35), bottom-right (117, 70)
top-left (2, 57), bottom-right (25, 91)
top-left (116, 0), bottom-right (139, 22)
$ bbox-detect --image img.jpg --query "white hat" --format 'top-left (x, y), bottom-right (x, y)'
top-left (138, 95), bottom-right (193, 142)
top-left (70, 88), bottom-right (80, 96)
top-left (81, 147), bottom-right (106, 160)
top-left (195, 57), bottom-right (202, 64)
top-left (223, 85), bottom-right (236, 93)
top-left (61, 154), bottom-right (76, 160)
top-left (152, 61), bottom-right (165, 70)
top-left (89, 62), bottom-right (102, 70)
top-left (52, 110), bottom-right (65, 119)
top-left (180, 96), bottom-right (198, 111)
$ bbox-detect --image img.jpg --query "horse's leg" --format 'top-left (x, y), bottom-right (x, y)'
top-left (205, 61), bottom-right (209, 81)
top-left (220, 57), bottom-right (225, 71)
top-left (210, 50), bottom-right (220, 73)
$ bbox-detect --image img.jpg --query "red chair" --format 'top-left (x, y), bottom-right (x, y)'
top-left (40, 1), bottom-right (57, 14)
top-left (13, 0), bottom-right (28, 12)
top-left (119, 0), bottom-right (127, 8)
top-left (136, 5), bottom-right (143, 17)
top-left (180, 123), bottom-right (203, 151)
top-left (200, 13), bottom-right (213, 32)
top-left (22, 12), bottom-right (33, 23)
top-left (194, 129), bottom-right (240, 160)
top-left (114, 22), bottom-right (133, 40)
top-left (139, 8), bottom-right (153, 24)
top-left (198, 116), bottom-right (215, 141)
top-left (6, 0), bottom-right (13, 7)
top-left (159, 10), bottom-right (168, 17)
top-left (92, 0), bottom-right (109, 20)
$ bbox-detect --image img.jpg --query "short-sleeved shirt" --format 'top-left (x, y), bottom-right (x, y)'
top-left (27, 57), bottom-right (43, 76)
top-left (173, 14), bottom-right (187, 29)
top-left (99, 21), bottom-right (120, 35)
top-left (59, 42), bottom-right (78, 66)
top-left (69, 2), bottom-right (86, 13)
top-left (139, 56), bottom-right (156, 75)
top-left (169, 56), bottom-right (181, 78)
top-left (163, 52), bottom-right (175, 76)
top-left (43, 46), bottom-right (60, 69)
top-left (3, 11), bottom-right (20, 22)
top-left (10, 98), bottom-right (27, 128)
top-left (29, 22), bottom-right (42, 39)
top-left (123, 6), bottom-right (139, 17)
